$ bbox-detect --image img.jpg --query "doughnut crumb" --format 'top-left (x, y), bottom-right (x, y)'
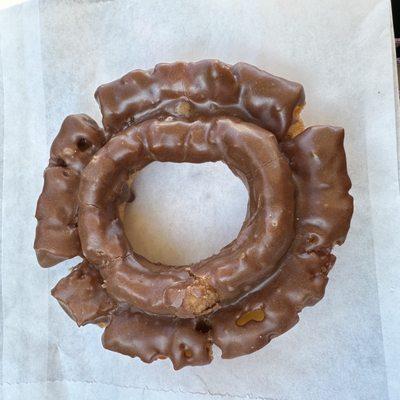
top-left (183, 278), bottom-right (219, 315)
top-left (288, 105), bottom-right (305, 138)
top-left (175, 101), bottom-right (191, 117)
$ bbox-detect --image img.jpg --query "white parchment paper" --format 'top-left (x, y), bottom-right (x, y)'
top-left (1, 1), bottom-right (400, 399)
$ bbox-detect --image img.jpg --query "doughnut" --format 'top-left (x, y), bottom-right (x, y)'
top-left (78, 117), bottom-right (296, 318)
top-left (35, 60), bottom-right (353, 369)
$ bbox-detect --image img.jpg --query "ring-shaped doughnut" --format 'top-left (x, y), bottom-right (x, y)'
top-left (78, 116), bottom-right (295, 317)
top-left (35, 60), bottom-right (353, 369)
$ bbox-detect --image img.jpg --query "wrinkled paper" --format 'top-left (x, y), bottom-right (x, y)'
top-left (1, 1), bottom-right (399, 399)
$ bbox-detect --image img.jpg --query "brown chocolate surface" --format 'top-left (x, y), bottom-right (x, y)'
top-left (210, 126), bottom-right (353, 358)
top-left (34, 114), bottom-right (106, 267)
top-left (78, 117), bottom-right (295, 317)
top-left (102, 309), bottom-right (212, 369)
top-left (34, 60), bottom-right (353, 369)
top-left (51, 260), bottom-right (116, 326)
top-left (94, 60), bottom-right (305, 140)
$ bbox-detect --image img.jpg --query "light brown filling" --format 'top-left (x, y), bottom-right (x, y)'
top-left (236, 308), bottom-right (265, 326)
top-left (287, 105), bottom-right (305, 138)
top-left (175, 101), bottom-right (192, 117)
top-left (182, 277), bottom-right (219, 315)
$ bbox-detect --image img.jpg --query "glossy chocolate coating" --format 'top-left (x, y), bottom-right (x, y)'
top-left (282, 126), bottom-right (353, 252)
top-left (95, 60), bottom-right (305, 141)
top-left (52, 261), bottom-right (116, 326)
top-left (102, 309), bottom-right (212, 369)
top-left (34, 114), bottom-right (106, 267)
top-left (78, 117), bottom-right (295, 317)
top-left (34, 60), bottom-right (353, 369)
top-left (210, 126), bottom-right (353, 357)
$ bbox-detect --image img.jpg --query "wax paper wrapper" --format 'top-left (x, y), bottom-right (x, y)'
top-left (1, 0), bottom-right (399, 399)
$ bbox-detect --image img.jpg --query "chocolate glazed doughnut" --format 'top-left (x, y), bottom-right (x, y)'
top-left (78, 117), bottom-right (295, 318)
top-left (35, 60), bottom-right (353, 369)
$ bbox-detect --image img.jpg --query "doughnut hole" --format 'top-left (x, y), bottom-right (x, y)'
top-left (121, 161), bottom-right (248, 266)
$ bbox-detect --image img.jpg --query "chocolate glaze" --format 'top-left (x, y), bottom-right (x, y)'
top-left (282, 126), bottom-right (353, 252)
top-left (34, 114), bottom-right (106, 267)
top-left (34, 60), bottom-right (353, 369)
top-left (78, 117), bottom-right (295, 317)
top-left (102, 309), bottom-right (212, 369)
top-left (49, 114), bottom-right (107, 172)
top-left (95, 60), bottom-right (305, 141)
top-left (34, 166), bottom-right (81, 267)
top-left (52, 260), bottom-right (116, 326)
top-left (210, 126), bottom-right (353, 358)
